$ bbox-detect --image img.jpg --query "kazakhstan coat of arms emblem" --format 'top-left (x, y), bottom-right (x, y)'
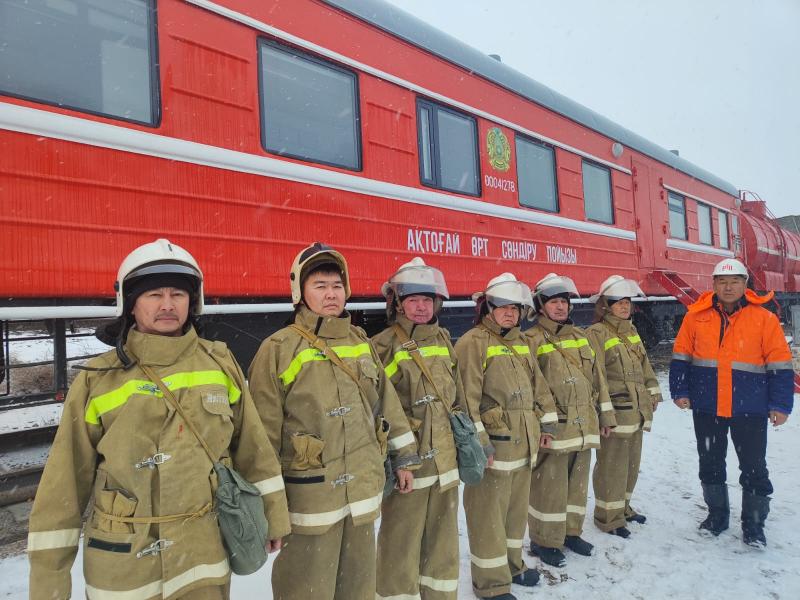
top-left (487, 127), bottom-right (511, 172)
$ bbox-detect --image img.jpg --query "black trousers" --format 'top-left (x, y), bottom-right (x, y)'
top-left (692, 411), bottom-right (773, 497)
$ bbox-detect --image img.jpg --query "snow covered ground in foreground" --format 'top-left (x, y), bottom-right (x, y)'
top-left (2, 373), bottom-right (798, 599)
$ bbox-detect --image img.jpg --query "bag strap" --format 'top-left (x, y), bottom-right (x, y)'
top-left (139, 364), bottom-right (217, 465)
top-left (536, 325), bottom-right (594, 387)
top-left (288, 324), bottom-right (361, 386)
top-left (391, 324), bottom-right (452, 416)
top-left (478, 323), bottom-right (534, 379)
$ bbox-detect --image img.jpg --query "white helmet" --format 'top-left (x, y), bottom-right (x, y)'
top-left (381, 257), bottom-right (449, 300)
top-left (532, 272), bottom-right (579, 312)
top-left (473, 273), bottom-right (533, 308)
top-left (590, 275), bottom-right (645, 303)
top-left (712, 258), bottom-right (748, 280)
top-left (115, 239), bottom-right (203, 317)
top-left (289, 242), bottom-right (351, 305)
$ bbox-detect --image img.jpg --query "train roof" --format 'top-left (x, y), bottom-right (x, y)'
top-left (324, 0), bottom-right (740, 198)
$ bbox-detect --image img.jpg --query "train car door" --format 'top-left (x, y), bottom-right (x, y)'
top-left (632, 160), bottom-right (663, 269)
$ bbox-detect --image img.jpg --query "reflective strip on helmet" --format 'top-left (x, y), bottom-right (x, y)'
top-left (85, 370), bottom-right (240, 424)
top-left (483, 344), bottom-right (530, 368)
top-left (384, 345), bottom-right (451, 378)
top-left (537, 338), bottom-right (593, 355)
top-left (279, 343), bottom-right (372, 386)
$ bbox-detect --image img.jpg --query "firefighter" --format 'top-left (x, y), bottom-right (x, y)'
top-left (248, 242), bottom-right (420, 600)
top-left (455, 273), bottom-right (558, 600)
top-left (670, 258), bottom-right (793, 547)
top-left (27, 239), bottom-right (290, 600)
top-left (586, 275), bottom-right (662, 538)
top-left (525, 273), bottom-right (616, 568)
top-left (373, 257), bottom-right (464, 600)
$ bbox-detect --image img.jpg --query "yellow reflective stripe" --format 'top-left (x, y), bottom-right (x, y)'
top-left (605, 337), bottom-right (622, 350)
top-left (483, 344), bottom-right (530, 368)
top-left (280, 348), bottom-right (327, 386)
top-left (537, 338), bottom-right (594, 356)
top-left (384, 345), bottom-right (451, 378)
top-left (627, 335), bottom-right (642, 344)
top-left (85, 370), bottom-right (239, 424)
top-left (280, 343), bottom-right (372, 385)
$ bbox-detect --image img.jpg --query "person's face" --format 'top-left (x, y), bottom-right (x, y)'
top-left (609, 298), bottom-right (632, 319)
top-left (491, 304), bottom-right (520, 328)
top-left (543, 297), bottom-right (570, 322)
top-left (400, 295), bottom-right (435, 324)
top-left (713, 276), bottom-right (747, 306)
top-left (131, 287), bottom-right (190, 336)
top-left (303, 272), bottom-right (346, 316)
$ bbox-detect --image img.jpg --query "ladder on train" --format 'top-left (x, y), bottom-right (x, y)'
top-left (650, 270), bottom-right (800, 394)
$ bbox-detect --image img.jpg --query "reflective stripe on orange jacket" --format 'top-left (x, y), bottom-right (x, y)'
top-left (669, 289), bottom-right (794, 417)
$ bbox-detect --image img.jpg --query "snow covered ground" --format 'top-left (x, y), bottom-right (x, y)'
top-left (2, 372), bottom-right (798, 599)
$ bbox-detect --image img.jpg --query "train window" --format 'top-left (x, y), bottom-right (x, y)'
top-left (259, 40), bottom-right (361, 171)
top-left (697, 203), bottom-right (713, 245)
top-left (516, 136), bottom-right (558, 212)
top-left (668, 192), bottom-right (687, 240)
top-left (719, 211), bottom-right (730, 248)
top-left (0, 0), bottom-right (159, 126)
top-left (416, 99), bottom-right (480, 196)
top-left (582, 161), bottom-right (614, 224)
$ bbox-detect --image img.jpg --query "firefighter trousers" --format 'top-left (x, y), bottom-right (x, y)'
top-left (593, 430), bottom-right (643, 531)
top-left (376, 483), bottom-right (459, 600)
top-left (464, 466), bottom-right (532, 598)
top-left (176, 582), bottom-right (230, 599)
top-left (272, 516), bottom-right (376, 600)
top-left (528, 450), bottom-right (591, 548)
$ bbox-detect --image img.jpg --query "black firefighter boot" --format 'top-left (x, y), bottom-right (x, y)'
top-left (741, 492), bottom-right (770, 548)
top-left (699, 483), bottom-right (730, 535)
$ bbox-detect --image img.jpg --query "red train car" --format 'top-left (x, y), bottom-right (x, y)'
top-left (1, 0), bottom-right (797, 411)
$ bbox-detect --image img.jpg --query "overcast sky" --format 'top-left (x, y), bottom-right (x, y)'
top-left (387, 0), bottom-right (799, 217)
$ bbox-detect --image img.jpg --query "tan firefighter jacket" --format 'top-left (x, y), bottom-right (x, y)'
top-left (27, 327), bottom-right (289, 600)
top-left (525, 315), bottom-right (616, 454)
top-left (586, 314), bottom-right (662, 436)
top-left (248, 306), bottom-right (420, 536)
top-left (371, 315), bottom-right (464, 493)
top-left (454, 316), bottom-right (558, 472)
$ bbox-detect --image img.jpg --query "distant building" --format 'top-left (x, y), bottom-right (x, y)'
top-left (777, 215), bottom-right (800, 234)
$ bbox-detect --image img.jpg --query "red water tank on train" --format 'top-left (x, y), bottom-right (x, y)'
top-left (740, 201), bottom-right (800, 292)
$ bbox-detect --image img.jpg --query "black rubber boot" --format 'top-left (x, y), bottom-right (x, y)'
top-left (529, 542), bottom-right (566, 567)
top-left (741, 492), bottom-right (770, 548)
top-left (625, 510), bottom-right (647, 524)
top-left (607, 527), bottom-right (631, 538)
top-left (564, 535), bottom-right (594, 555)
top-left (481, 594), bottom-right (516, 600)
top-left (512, 568), bottom-right (540, 587)
top-left (699, 483), bottom-right (730, 535)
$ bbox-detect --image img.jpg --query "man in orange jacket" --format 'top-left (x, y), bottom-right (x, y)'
top-left (670, 258), bottom-right (793, 548)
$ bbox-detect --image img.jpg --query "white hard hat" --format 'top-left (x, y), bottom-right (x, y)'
top-left (472, 272), bottom-right (533, 308)
top-left (115, 239), bottom-right (203, 317)
top-left (532, 273), bottom-right (579, 312)
top-left (381, 257), bottom-right (449, 299)
top-left (712, 258), bottom-right (748, 280)
top-left (289, 242), bottom-right (351, 305)
top-left (589, 275), bottom-right (645, 303)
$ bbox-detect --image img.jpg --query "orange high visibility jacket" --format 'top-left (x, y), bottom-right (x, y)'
top-left (669, 290), bottom-right (794, 417)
